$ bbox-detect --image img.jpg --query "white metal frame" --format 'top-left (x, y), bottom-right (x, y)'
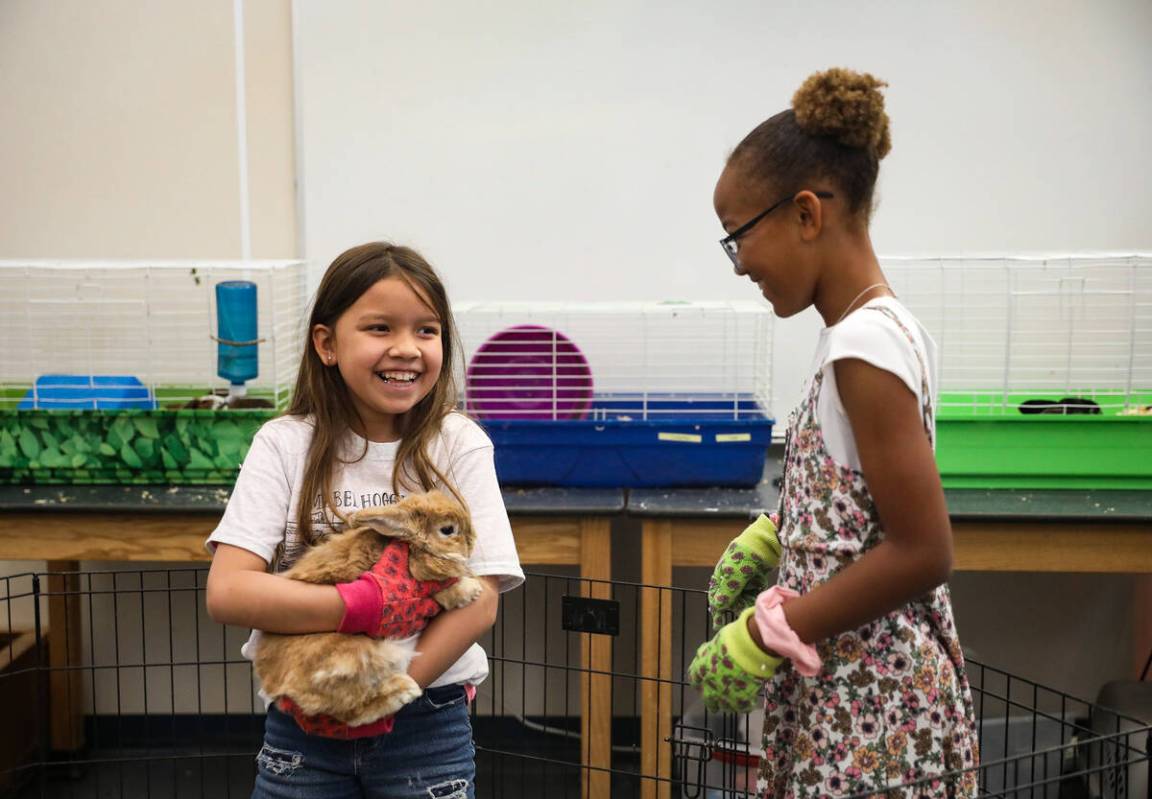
top-left (0, 260), bottom-right (308, 410)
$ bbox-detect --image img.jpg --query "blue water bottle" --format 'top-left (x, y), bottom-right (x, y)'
top-left (215, 281), bottom-right (259, 399)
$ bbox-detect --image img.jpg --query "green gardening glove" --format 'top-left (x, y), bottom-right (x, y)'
top-left (707, 514), bottom-right (781, 629)
top-left (687, 606), bottom-right (783, 714)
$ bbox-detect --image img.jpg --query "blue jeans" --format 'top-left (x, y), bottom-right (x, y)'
top-left (252, 684), bottom-right (476, 799)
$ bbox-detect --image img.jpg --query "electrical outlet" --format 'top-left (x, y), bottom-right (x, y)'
top-left (561, 595), bottom-right (620, 636)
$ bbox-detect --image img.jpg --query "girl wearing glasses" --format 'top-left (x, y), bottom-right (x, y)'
top-left (690, 68), bottom-right (979, 797)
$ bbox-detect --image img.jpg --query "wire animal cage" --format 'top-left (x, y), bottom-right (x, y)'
top-left (2, 568), bottom-right (1147, 799)
top-left (454, 302), bottom-right (775, 487)
top-left (882, 255), bottom-right (1152, 489)
top-left (0, 260), bottom-right (307, 486)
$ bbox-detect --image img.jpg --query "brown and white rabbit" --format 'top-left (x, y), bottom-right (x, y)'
top-left (253, 491), bottom-right (483, 727)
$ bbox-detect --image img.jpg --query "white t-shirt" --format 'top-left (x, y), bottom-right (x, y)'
top-left (807, 296), bottom-right (939, 470)
top-left (206, 411), bottom-right (524, 703)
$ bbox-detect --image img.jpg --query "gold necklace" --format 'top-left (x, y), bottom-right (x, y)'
top-left (833, 282), bottom-right (891, 326)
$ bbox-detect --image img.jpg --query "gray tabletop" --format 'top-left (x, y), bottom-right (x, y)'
top-left (628, 485), bottom-right (1152, 522)
top-left (0, 484), bottom-right (626, 516)
top-left (940, 489), bottom-right (1152, 523)
top-left (627, 449), bottom-right (1152, 522)
top-left (2, 452), bottom-right (1147, 523)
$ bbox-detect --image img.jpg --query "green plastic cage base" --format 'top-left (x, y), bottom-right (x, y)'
top-left (0, 409), bottom-right (277, 485)
top-left (936, 391), bottom-right (1152, 490)
top-left (3, 389), bottom-right (1150, 489)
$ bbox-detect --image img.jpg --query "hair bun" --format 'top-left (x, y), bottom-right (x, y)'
top-left (792, 68), bottom-right (891, 159)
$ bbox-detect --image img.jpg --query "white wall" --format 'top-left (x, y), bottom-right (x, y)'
top-left (293, 0), bottom-right (1152, 419)
top-left (0, 0), bottom-right (297, 260)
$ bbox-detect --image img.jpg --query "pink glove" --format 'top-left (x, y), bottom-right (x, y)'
top-left (335, 539), bottom-right (459, 638)
top-left (753, 585), bottom-right (822, 677)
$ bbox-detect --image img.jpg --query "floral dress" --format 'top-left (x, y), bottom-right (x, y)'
top-left (757, 307), bottom-right (979, 799)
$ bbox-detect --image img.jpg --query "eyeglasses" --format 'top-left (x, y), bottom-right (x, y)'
top-left (718, 191), bottom-right (834, 268)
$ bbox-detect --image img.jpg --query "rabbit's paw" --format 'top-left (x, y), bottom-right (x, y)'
top-left (343, 673), bottom-right (422, 727)
top-left (434, 576), bottom-right (483, 609)
top-left (378, 674), bottom-right (423, 716)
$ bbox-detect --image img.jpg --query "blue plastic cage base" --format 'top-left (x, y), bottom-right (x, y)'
top-left (476, 396), bottom-right (774, 488)
top-left (17, 375), bottom-right (157, 410)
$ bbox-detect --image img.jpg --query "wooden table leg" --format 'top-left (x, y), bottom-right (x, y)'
top-left (580, 518), bottom-right (612, 799)
top-left (45, 560), bottom-right (84, 752)
top-left (640, 520), bottom-right (673, 799)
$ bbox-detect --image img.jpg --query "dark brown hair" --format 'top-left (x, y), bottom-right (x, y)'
top-left (285, 242), bottom-right (464, 545)
top-left (730, 68), bottom-right (891, 220)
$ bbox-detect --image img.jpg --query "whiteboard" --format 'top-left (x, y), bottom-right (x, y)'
top-left (292, 0), bottom-right (1152, 421)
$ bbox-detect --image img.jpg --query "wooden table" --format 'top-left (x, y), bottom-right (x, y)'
top-left (6, 478), bottom-right (1151, 799)
top-left (0, 484), bottom-right (622, 799)
top-left (628, 469), bottom-right (1152, 799)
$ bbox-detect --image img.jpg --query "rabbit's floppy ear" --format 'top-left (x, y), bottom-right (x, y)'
top-left (348, 504), bottom-right (416, 540)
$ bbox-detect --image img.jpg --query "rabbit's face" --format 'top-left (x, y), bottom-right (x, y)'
top-left (401, 490), bottom-right (476, 561)
top-left (348, 490), bottom-right (475, 563)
